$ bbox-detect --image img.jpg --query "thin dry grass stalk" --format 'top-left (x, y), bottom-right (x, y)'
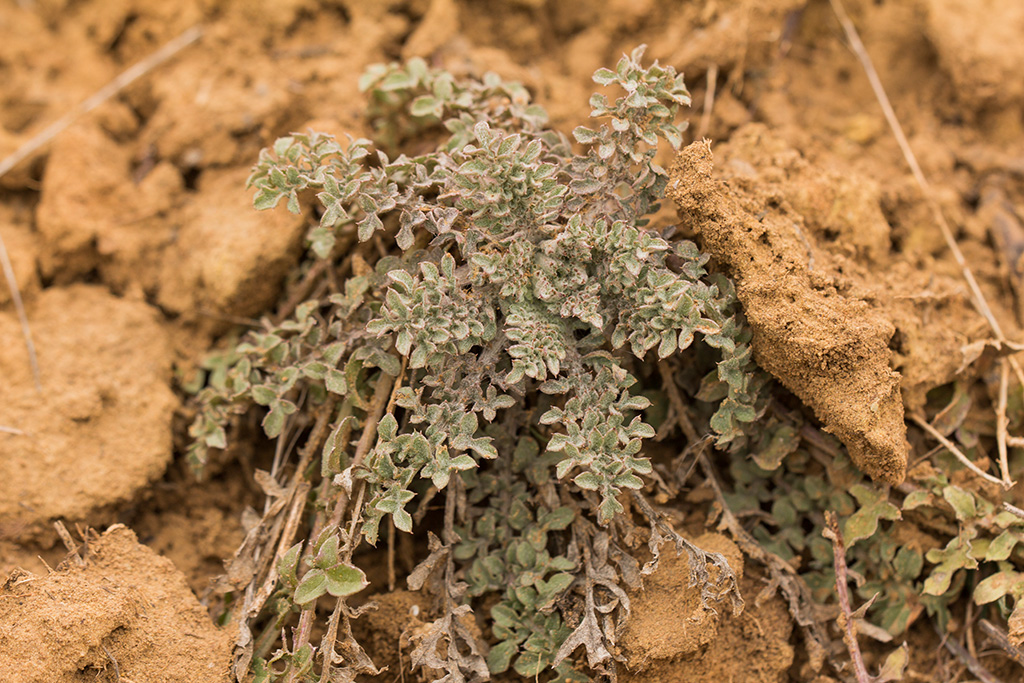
top-left (828, 0), bottom-right (1022, 488)
top-left (909, 414), bottom-right (1009, 488)
top-left (0, 230), bottom-right (40, 392)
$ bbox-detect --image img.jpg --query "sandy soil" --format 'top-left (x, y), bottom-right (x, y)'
top-left (2, 0), bottom-right (1024, 681)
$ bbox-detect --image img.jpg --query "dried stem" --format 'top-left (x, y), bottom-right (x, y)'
top-left (0, 27), bottom-right (201, 396)
top-left (828, 0), bottom-right (1004, 341)
top-left (824, 511), bottom-right (871, 683)
top-left (287, 605), bottom-right (317, 683)
top-left (697, 63), bottom-right (719, 141)
top-left (657, 360), bottom-right (699, 443)
top-left (936, 621), bottom-right (1004, 683)
top-left (52, 521), bottom-right (84, 567)
top-left (329, 373), bottom-right (394, 530)
top-left (997, 361), bottom-right (1013, 485)
top-left (829, 0), bottom-right (1024, 472)
top-left (1, 230), bottom-right (40, 392)
top-left (909, 414), bottom-right (1009, 488)
top-left (978, 618), bottom-right (1024, 668)
top-left (319, 597), bottom-right (344, 683)
top-left (1003, 501), bottom-right (1024, 520)
top-left (101, 644), bottom-right (122, 683)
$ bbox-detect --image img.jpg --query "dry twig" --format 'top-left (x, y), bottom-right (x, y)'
top-left (936, 621), bottom-right (1003, 683)
top-left (827, 0), bottom-right (1003, 342)
top-left (979, 618), bottom-right (1024, 668)
top-left (824, 512), bottom-right (872, 683)
top-left (697, 63), bottom-right (719, 141)
top-left (53, 521), bottom-right (84, 567)
top-left (909, 414), bottom-right (1009, 488)
top-left (997, 361), bottom-right (1013, 485)
top-left (829, 0), bottom-right (1024, 484)
top-left (0, 25), bottom-right (202, 397)
top-left (0, 230), bottom-right (40, 392)
top-left (0, 26), bottom-right (202, 179)
top-left (102, 644), bottom-right (122, 683)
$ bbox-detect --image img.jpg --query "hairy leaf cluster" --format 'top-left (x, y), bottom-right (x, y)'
top-left (189, 47), bottom-right (760, 682)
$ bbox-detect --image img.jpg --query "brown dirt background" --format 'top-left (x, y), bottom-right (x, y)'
top-left (2, 0), bottom-right (1024, 680)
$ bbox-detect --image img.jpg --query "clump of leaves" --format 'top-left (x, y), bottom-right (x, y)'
top-left (721, 384), bottom-right (1024, 661)
top-left (190, 46), bottom-right (761, 682)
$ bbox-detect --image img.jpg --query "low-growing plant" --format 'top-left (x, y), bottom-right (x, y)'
top-left (189, 46), bottom-right (762, 682)
top-left (187, 44), bottom-right (1024, 683)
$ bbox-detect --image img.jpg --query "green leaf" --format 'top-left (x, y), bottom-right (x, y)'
top-left (277, 542), bottom-right (303, 587)
top-left (492, 604), bottom-right (517, 628)
top-left (902, 490), bottom-right (933, 510)
top-left (942, 486), bottom-right (976, 521)
top-left (325, 368), bottom-right (347, 395)
top-left (357, 212), bottom-right (383, 241)
top-left (592, 68), bottom-right (616, 86)
top-left (515, 541), bottom-right (537, 567)
top-left (893, 546), bottom-right (923, 580)
top-left (253, 188), bottom-right (283, 211)
top-left (470, 438), bottom-right (499, 459)
top-left (844, 485), bottom-right (900, 547)
top-left (393, 507), bottom-right (413, 533)
top-left (573, 126), bottom-right (599, 144)
top-left (876, 643), bottom-right (909, 683)
top-left (974, 570), bottom-right (1017, 604)
top-left (514, 650), bottom-right (547, 678)
top-left (752, 425), bottom-right (800, 471)
top-left (314, 534), bottom-right (340, 568)
top-left (378, 413), bottom-right (398, 441)
top-left (488, 640), bottom-right (518, 674)
top-left (922, 568), bottom-right (953, 597)
top-left (540, 573), bottom-right (574, 604)
top-left (573, 472), bottom-right (602, 490)
top-left (986, 530), bottom-right (1019, 561)
top-left (294, 568), bottom-right (328, 605)
top-left (263, 406), bottom-right (286, 439)
top-left (324, 563), bottom-right (369, 597)
top-left (410, 95), bottom-right (440, 118)
top-left (251, 385), bottom-right (277, 406)
top-left (598, 495), bottom-right (623, 523)
top-left (541, 507), bottom-right (575, 531)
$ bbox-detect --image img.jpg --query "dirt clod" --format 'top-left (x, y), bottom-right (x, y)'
top-left (0, 285), bottom-right (176, 532)
top-left (670, 138), bottom-right (910, 484)
top-left (0, 525), bottom-right (232, 681)
top-left (622, 532), bottom-right (744, 665)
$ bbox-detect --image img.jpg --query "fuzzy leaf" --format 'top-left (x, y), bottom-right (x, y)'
top-left (324, 563), bottom-right (369, 597)
top-left (942, 486), bottom-right (976, 521)
top-left (876, 643), bottom-right (909, 683)
top-left (844, 485), bottom-right (901, 547)
top-left (974, 570), bottom-right (1017, 604)
top-left (294, 568), bottom-right (328, 605)
top-left (488, 640), bottom-right (517, 674)
top-left (752, 425), bottom-right (799, 471)
top-left (986, 531), bottom-right (1019, 562)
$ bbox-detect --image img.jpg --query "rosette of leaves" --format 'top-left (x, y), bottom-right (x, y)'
top-left (208, 44), bottom-right (763, 526)
top-left (189, 47), bottom-right (761, 681)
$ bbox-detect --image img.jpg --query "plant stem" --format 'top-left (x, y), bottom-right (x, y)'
top-left (329, 373), bottom-right (394, 530)
top-left (824, 511), bottom-right (871, 683)
top-left (910, 414), bottom-right (1008, 488)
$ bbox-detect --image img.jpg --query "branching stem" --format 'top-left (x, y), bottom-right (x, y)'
top-left (823, 511), bottom-right (871, 683)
